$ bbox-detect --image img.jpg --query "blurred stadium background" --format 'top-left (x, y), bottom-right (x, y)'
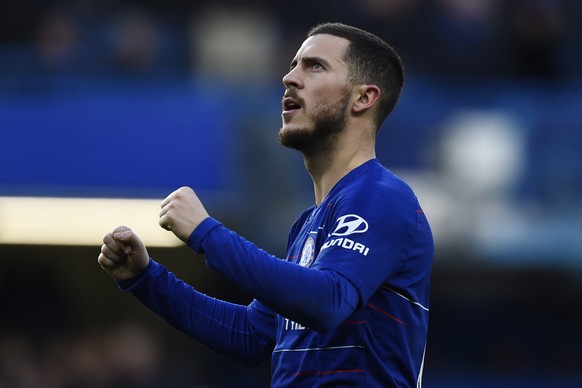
top-left (1, 0), bottom-right (581, 387)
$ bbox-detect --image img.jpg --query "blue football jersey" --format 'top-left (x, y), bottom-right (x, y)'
top-left (268, 159), bottom-right (433, 386)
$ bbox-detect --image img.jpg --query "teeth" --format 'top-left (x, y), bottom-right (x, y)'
top-left (283, 97), bottom-right (301, 110)
top-left (286, 101), bottom-right (300, 109)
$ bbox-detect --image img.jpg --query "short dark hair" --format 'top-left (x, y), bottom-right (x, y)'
top-left (308, 22), bottom-right (404, 131)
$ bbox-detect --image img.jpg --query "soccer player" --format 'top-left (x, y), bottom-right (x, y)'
top-left (99, 22), bottom-right (434, 387)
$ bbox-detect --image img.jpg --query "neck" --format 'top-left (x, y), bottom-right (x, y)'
top-left (304, 131), bottom-right (376, 206)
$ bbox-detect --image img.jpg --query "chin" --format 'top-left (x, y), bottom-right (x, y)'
top-left (278, 125), bottom-right (311, 150)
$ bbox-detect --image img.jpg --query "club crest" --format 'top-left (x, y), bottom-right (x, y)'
top-left (299, 236), bottom-right (316, 267)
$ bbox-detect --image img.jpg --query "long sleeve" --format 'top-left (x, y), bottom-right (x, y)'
top-left (188, 218), bottom-right (360, 332)
top-left (118, 259), bottom-right (275, 366)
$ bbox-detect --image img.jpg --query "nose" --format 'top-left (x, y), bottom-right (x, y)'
top-left (282, 67), bottom-right (301, 89)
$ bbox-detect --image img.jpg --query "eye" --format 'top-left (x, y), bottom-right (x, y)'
top-left (311, 62), bottom-right (323, 70)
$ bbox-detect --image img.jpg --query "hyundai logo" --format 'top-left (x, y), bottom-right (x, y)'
top-left (330, 214), bottom-right (369, 237)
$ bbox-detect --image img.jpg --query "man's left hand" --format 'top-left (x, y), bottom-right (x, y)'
top-left (159, 186), bottom-right (209, 242)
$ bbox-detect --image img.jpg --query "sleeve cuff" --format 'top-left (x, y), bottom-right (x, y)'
top-left (187, 217), bottom-right (222, 254)
top-left (117, 259), bottom-right (154, 292)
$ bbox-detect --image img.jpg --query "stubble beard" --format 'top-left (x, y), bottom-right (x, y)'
top-left (278, 92), bottom-right (351, 159)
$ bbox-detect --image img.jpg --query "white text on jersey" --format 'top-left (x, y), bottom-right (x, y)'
top-left (284, 318), bottom-right (306, 331)
top-left (321, 237), bottom-right (370, 256)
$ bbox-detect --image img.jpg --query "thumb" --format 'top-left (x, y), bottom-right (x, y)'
top-left (112, 226), bottom-right (138, 254)
top-left (113, 226), bottom-right (132, 241)
top-left (112, 226), bottom-right (148, 258)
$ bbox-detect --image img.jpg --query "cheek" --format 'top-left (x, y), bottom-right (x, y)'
top-left (309, 92), bottom-right (345, 115)
top-left (307, 90), bottom-right (332, 111)
top-left (305, 80), bottom-right (350, 115)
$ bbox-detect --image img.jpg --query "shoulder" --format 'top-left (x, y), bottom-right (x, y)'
top-left (323, 162), bottom-right (419, 240)
top-left (336, 160), bottom-right (417, 211)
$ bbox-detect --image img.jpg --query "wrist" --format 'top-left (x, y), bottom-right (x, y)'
top-left (117, 258), bottom-right (153, 291)
top-left (187, 217), bottom-right (222, 253)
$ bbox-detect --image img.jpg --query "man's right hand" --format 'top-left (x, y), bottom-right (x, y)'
top-left (98, 226), bottom-right (150, 281)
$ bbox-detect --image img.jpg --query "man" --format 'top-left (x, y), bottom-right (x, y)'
top-left (99, 22), bottom-right (434, 387)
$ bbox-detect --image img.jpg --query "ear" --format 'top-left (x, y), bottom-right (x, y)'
top-left (352, 84), bottom-right (381, 114)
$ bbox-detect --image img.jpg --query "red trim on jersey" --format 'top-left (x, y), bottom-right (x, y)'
top-left (288, 369), bottom-right (364, 376)
top-left (366, 303), bottom-right (408, 326)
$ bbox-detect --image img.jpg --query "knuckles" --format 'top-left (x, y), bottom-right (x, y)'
top-left (175, 186), bottom-right (193, 200)
top-left (102, 233), bottom-right (114, 244)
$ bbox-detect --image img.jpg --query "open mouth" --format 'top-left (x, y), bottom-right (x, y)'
top-left (283, 97), bottom-right (302, 112)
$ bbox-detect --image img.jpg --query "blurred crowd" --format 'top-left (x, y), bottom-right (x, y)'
top-left (0, 323), bottom-right (162, 388)
top-left (1, 1), bottom-right (582, 387)
top-left (1, 0), bottom-right (581, 81)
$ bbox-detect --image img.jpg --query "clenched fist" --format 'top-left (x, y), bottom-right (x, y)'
top-left (159, 186), bottom-right (209, 242)
top-left (98, 226), bottom-right (149, 281)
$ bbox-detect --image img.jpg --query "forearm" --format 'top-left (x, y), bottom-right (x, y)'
top-left (189, 219), bottom-right (359, 332)
top-left (118, 259), bottom-right (272, 365)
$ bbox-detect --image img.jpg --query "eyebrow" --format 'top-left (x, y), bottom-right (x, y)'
top-left (290, 56), bottom-right (332, 69)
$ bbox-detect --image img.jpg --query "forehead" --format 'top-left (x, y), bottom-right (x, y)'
top-left (293, 34), bottom-right (349, 66)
